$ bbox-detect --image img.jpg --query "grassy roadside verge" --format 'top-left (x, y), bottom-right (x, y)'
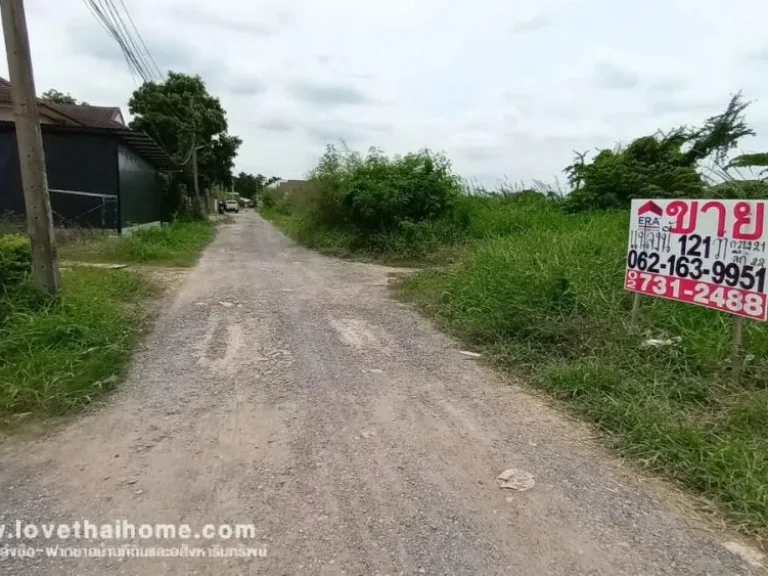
top-left (260, 207), bottom-right (467, 267)
top-left (1, 218), bottom-right (216, 428)
top-left (0, 268), bottom-right (153, 419)
top-left (263, 194), bottom-right (768, 538)
top-left (395, 210), bottom-right (768, 537)
top-left (60, 220), bottom-right (214, 267)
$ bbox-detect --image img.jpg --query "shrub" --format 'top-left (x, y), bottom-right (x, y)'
top-left (563, 139), bottom-right (705, 213)
top-left (563, 94), bottom-right (756, 212)
top-left (0, 234), bottom-right (31, 289)
top-left (261, 187), bottom-right (283, 210)
top-left (306, 144), bottom-right (463, 237)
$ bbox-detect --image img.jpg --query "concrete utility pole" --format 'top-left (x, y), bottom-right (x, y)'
top-left (188, 96), bottom-right (203, 215)
top-left (191, 134), bottom-right (201, 210)
top-left (1, 0), bottom-right (59, 294)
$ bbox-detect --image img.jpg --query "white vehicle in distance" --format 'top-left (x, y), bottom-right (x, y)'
top-left (225, 199), bottom-right (239, 213)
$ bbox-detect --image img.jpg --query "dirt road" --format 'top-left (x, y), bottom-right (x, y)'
top-left (0, 211), bottom-right (762, 575)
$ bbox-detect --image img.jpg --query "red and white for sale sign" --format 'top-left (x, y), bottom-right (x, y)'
top-left (626, 199), bottom-right (768, 321)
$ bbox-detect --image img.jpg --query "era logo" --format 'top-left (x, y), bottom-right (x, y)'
top-left (638, 216), bottom-right (668, 229)
top-left (637, 216), bottom-right (661, 228)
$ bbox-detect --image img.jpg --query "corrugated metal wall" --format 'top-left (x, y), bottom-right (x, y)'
top-left (117, 143), bottom-right (161, 229)
top-left (0, 129), bottom-right (119, 229)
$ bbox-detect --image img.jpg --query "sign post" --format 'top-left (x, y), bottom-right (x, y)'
top-left (625, 199), bottom-right (768, 384)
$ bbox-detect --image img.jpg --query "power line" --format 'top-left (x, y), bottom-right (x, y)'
top-left (116, 0), bottom-right (163, 80)
top-left (99, 0), bottom-right (157, 82)
top-left (93, 0), bottom-right (197, 124)
top-left (82, 0), bottom-right (197, 162)
top-left (86, 0), bottom-right (148, 82)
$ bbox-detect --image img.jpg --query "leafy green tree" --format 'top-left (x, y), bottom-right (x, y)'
top-left (128, 72), bottom-right (241, 213)
top-left (727, 152), bottom-right (768, 180)
top-left (564, 93), bottom-right (756, 212)
top-left (41, 89), bottom-right (87, 105)
top-left (233, 172), bottom-right (280, 200)
top-left (729, 152), bottom-right (768, 169)
top-left (684, 92), bottom-right (755, 167)
top-left (233, 172), bottom-right (256, 198)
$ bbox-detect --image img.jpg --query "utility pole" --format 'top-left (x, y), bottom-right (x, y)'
top-left (1, 0), bottom-right (59, 294)
top-left (191, 133), bottom-right (202, 214)
top-left (188, 96), bottom-right (203, 215)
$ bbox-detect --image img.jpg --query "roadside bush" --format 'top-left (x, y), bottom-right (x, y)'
top-left (0, 234), bottom-right (31, 289)
top-left (261, 187), bottom-right (284, 210)
top-left (563, 139), bottom-right (705, 213)
top-left (306, 145), bottom-right (463, 236)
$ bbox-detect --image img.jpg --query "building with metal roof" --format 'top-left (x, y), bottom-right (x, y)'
top-left (0, 78), bottom-right (177, 233)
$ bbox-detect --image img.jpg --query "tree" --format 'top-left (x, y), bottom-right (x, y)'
top-left (233, 172), bottom-right (280, 200)
top-left (41, 88), bottom-right (88, 105)
top-left (564, 93), bottom-right (757, 212)
top-left (728, 152), bottom-right (768, 179)
top-left (128, 72), bottom-right (241, 214)
top-left (683, 92), bottom-right (755, 167)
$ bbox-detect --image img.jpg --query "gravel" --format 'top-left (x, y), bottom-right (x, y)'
top-left (0, 211), bottom-right (761, 575)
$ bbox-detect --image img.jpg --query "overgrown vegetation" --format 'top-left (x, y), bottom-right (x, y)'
top-left (399, 195), bottom-right (768, 534)
top-left (0, 269), bottom-right (152, 417)
top-left (60, 220), bottom-right (214, 267)
top-left (0, 209), bottom-right (215, 424)
top-left (262, 144), bottom-right (469, 263)
top-left (261, 94), bottom-right (768, 535)
top-left (563, 93), bottom-right (761, 212)
top-left (1, 236), bottom-right (152, 418)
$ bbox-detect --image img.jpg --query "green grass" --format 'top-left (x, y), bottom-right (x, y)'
top-left (60, 220), bottom-right (214, 267)
top-left (261, 207), bottom-right (468, 266)
top-left (0, 218), bottom-right (214, 425)
top-left (0, 267), bottom-right (154, 418)
top-left (265, 191), bottom-right (768, 537)
top-left (397, 205), bottom-right (768, 536)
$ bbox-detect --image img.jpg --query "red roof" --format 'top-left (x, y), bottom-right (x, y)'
top-left (43, 103), bottom-right (124, 129)
top-left (0, 77), bottom-right (177, 171)
top-left (0, 77), bottom-right (124, 129)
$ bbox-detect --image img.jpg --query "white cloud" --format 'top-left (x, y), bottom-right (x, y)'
top-left (8, 0), bottom-right (768, 185)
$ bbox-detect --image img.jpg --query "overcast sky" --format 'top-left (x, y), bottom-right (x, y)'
top-left (8, 0), bottom-right (768, 186)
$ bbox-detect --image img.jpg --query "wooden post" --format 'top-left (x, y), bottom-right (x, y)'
top-left (1, 0), bottom-right (60, 294)
top-left (731, 315), bottom-right (745, 388)
top-left (630, 292), bottom-right (642, 330)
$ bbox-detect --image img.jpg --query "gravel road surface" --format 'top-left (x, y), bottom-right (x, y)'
top-left (0, 211), bottom-right (763, 575)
